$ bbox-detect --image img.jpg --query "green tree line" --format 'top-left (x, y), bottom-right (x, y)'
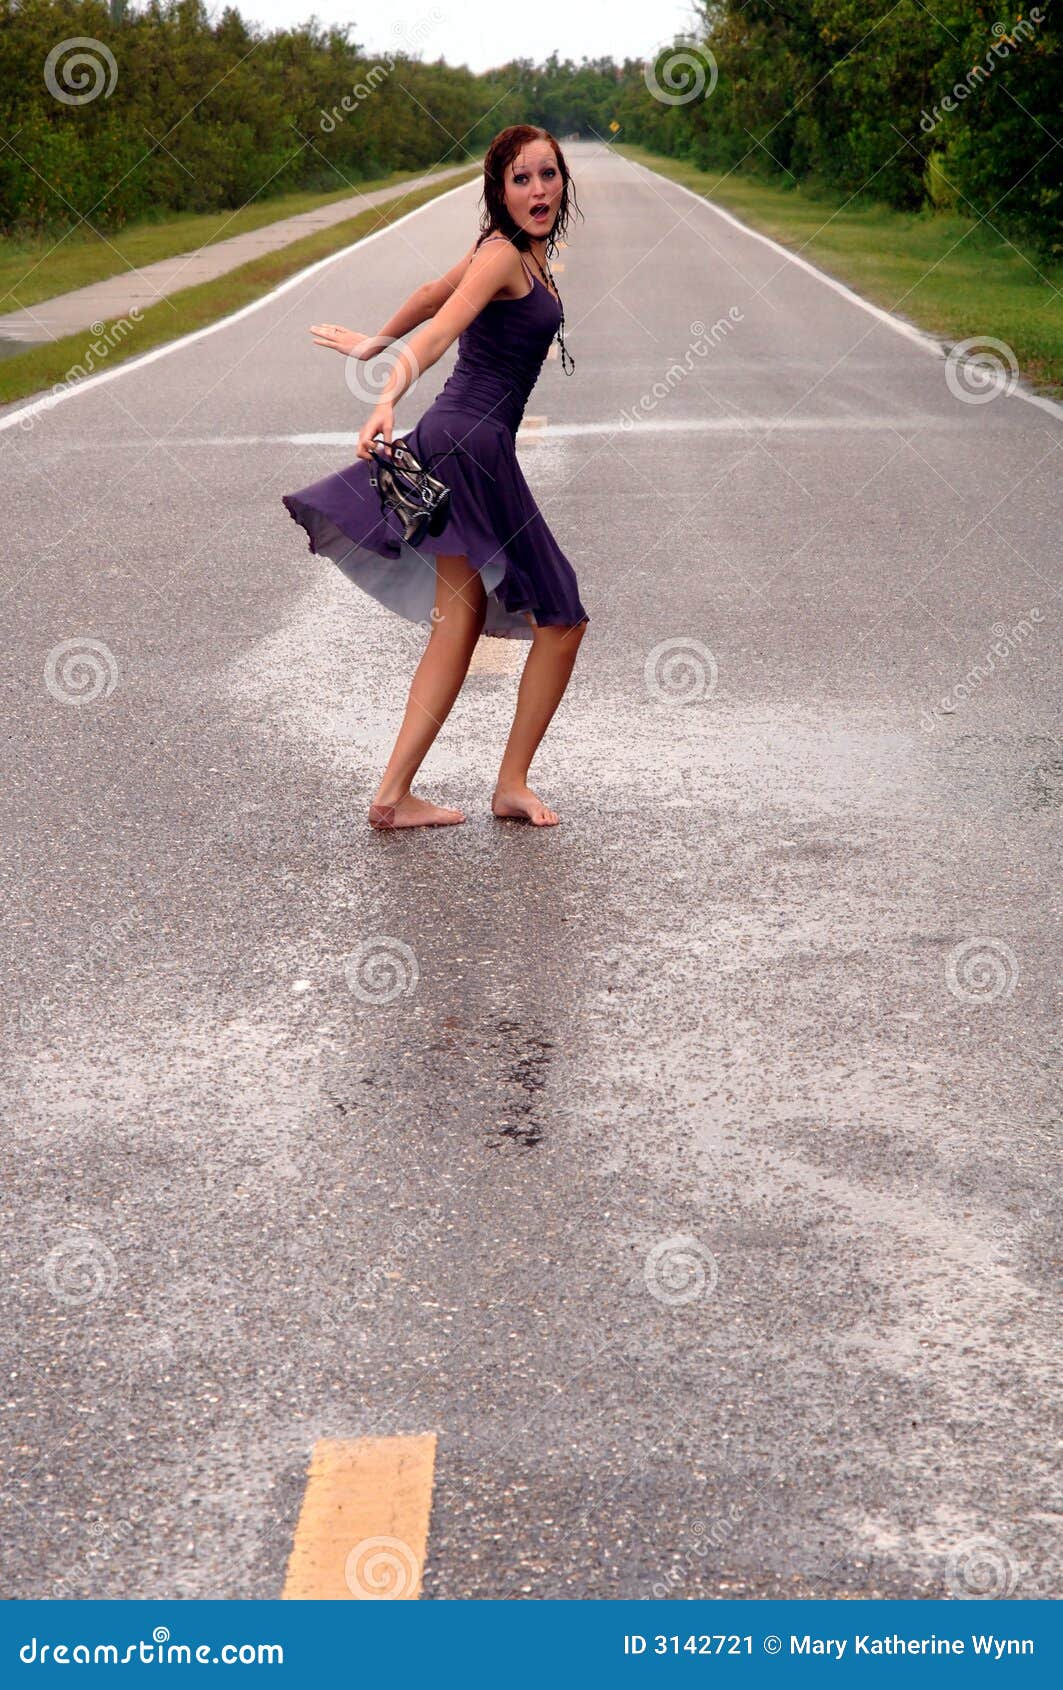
top-left (626, 2), bottom-right (1061, 260)
top-left (2, 0), bottom-right (1058, 260)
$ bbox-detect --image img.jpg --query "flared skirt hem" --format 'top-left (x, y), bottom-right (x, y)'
top-left (283, 496), bottom-right (588, 642)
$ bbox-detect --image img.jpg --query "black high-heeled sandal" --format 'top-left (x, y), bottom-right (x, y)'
top-left (367, 436), bottom-right (454, 546)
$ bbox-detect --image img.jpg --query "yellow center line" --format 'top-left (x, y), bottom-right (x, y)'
top-left (282, 1434), bottom-right (438, 1599)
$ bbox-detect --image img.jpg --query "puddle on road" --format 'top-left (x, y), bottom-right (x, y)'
top-left (223, 566), bottom-right (945, 823)
top-left (928, 730), bottom-right (1063, 814)
top-left (12, 1003), bottom-right (337, 1188)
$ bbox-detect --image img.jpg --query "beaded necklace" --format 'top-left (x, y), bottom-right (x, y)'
top-left (528, 245), bottom-right (575, 376)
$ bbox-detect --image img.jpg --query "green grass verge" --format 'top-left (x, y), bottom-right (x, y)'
top-left (616, 143), bottom-right (1063, 400)
top-left (0, 165), bottom-right (481, 407)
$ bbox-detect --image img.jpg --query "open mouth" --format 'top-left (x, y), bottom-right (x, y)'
top-left (531, 204), bottom-right (551, 220)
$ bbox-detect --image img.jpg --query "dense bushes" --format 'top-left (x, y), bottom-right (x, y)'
top-left (624, 2), bottom-right (1062, 260)
top-left (0, 0), bottom-right (514, 233)
top-left (3, 0), bottom-right (1059, 261)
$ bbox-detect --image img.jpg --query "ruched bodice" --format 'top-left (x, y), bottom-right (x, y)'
top-left (435, 257), bottom-right (562, 436)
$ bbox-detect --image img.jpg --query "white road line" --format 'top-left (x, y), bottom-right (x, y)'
top-left (0, 177), bottom-right (478, 435)
top-left (61, 416), bottom-right (975, 449)
top-left (633, 159), bottom-right (1063, 427)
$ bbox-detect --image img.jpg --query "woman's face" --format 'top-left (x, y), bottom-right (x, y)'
top-left (504, 145), bottom-right (562, 239)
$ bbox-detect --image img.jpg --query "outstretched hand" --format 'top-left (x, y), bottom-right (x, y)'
top-left (310, 324), bottom-right (381, 358)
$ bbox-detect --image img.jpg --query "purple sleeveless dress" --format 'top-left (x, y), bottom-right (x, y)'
top-left (281, 247), bottom-right (589, 641)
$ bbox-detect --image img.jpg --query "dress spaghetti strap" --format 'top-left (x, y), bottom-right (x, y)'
top-left (479, 235), bottom-right (535, 297)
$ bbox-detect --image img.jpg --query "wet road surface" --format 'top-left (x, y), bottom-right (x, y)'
top-left (2, 141), bottom-right (1060, 1601)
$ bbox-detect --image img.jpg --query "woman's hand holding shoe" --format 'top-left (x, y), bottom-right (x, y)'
top-left (356, 401), bottom-right (394, 462)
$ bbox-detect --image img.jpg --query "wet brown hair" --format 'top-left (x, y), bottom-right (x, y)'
top-left (473, 125), bottom-right (583, 260)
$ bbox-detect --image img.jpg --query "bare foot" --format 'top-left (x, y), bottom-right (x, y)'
top-left (368, 792), bottom-right (466, 830)
top-left (491, 783), bottom-right (559, 826)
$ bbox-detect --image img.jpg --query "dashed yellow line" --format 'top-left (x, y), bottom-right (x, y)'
top-left (282, 1434), bottom-right (437, 1599)
top-left (469, 635), bottom-right (525, 675)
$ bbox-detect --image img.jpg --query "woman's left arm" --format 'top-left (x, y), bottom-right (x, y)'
top-left (371, 283), bottom-right (444, 345)
top-left (369, 241), bottom-right (479, 346)
top-left (315, 243), bottom-right (479, 361)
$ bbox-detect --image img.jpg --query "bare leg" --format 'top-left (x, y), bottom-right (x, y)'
top-left (369, 554), bottom-right (487, 830)
top-left (492, 616), bottom-right (588, 826)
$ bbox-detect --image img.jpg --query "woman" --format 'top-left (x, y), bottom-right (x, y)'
top-left (282, 125), bottom-right (589, 831)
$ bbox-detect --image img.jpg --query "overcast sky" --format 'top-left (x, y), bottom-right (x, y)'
top-left (225, 2), bottom-right (704, 75)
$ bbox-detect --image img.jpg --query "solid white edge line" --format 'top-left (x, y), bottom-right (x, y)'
top-left (633, 158), bottom-right (1063, 427)
top-left (0, 173), bottom-right (479, 435)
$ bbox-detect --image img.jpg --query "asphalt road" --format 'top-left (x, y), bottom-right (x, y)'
top-left (2, 140), bottom-right (1060, 1601)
